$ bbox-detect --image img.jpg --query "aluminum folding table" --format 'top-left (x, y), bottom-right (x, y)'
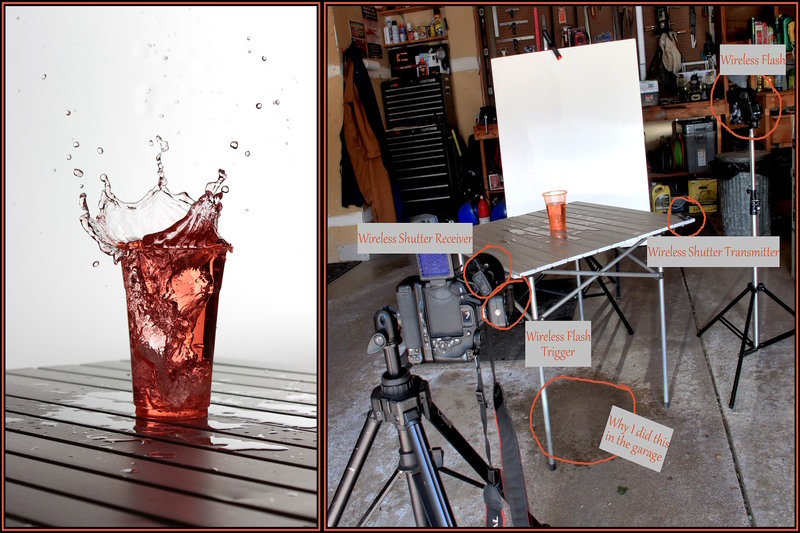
top-left (469, 201), bottom-right (694, 469)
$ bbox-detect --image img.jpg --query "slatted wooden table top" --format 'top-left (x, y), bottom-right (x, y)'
top-left (4, 359), bottom-right (318, 528)
top-left (472, 201), bottom-right (694, 277)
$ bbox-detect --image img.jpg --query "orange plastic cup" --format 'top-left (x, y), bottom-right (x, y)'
top-left (542, 190), bottom-right (567, 232)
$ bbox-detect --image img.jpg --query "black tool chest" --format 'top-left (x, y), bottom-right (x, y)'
top-left (381, 74), bottom-right (457, 220)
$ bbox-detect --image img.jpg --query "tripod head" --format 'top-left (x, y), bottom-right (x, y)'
top-left (367, 306), bottom-right (406, 379)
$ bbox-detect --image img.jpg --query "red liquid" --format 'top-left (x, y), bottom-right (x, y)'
top-left (546, 202), bottom-right (566, 231)
top-left (121, 188), bottom-right (232, 420)
top-left (122, 246), bottom-right (226, 419)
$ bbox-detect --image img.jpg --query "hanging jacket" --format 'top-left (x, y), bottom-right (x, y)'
top-left (342, 46), bottom-right (397, 223)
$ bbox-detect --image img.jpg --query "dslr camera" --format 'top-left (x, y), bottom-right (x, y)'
top-left (395, 253), bottom-right (513, 364)
top-left (727, 86), bottom-right (762, 129)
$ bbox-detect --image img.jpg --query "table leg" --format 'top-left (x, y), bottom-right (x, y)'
top-left (528, 275), bottom-right (556, 470)
top-left (575, 259), bottom-right (584, 321)
top-left (658, 266), bottom-right (670, 408)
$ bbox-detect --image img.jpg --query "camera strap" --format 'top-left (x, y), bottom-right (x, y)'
top-left (475, 355), bottom-right (504, 527)
top-left (475, 354), bottom-right (544, 527)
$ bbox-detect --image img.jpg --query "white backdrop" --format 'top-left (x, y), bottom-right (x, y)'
top-left (5, 6), bottom-right (318, 372)
top-left (491, 39), bottom-right (651, 217)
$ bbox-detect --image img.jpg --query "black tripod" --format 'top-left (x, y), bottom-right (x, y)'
top-left (697, 127), bottom-right (796, 408)
top-left (326, 309), bottom-right (542, 527)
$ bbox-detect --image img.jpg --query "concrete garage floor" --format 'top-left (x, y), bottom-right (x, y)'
top-left (325, 221), bottom-right (796, 528)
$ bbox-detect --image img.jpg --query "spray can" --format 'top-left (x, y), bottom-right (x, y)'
top-left (399, 23), bottom-right (407, 43)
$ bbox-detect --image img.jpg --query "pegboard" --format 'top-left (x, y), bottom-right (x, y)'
top-left (641, 6), bottom-right (709, 71)
top-left (484, 6), bottom-right (709, 73)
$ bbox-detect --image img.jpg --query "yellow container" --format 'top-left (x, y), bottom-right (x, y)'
top-left (688, 179), bottom-right (717, 214)
top-left (651, 183), bottom-right (671, 214)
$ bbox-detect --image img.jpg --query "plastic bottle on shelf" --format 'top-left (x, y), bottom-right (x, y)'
top-left (384, 19), bottom-right (393, 45)
top-left (477, 196), bottom-right (490, 224)
top-left (417, 55), bottom-right (428, 76)
top-left (391, 20), bottom-right (399, 44)
top-left (399, 23), bottom-right (407, 43)
top-left (433, 8), bottom-right (443, 37)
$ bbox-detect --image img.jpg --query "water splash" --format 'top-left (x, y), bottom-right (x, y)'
top-left (273, 100), bottom-right (280, 105)
top-left (229, 141), bottom-right (238, 149)
top-left (79, 136), bottom-right (231, 264)
top-left (73, 141), bottom-right (80, 148)
top-left (97, 147), bottom-right (104, 154)
top-left (65, 110), bottom-right (71, 116)
top-left (262, 56), bottom-right (266, 61)
top-left (245, 151), bottom-right (250, 157)
top-left (73, 169), bottom-right (84, 177)
top-left (255, 103), bottom-right (262, 109)
top-left (92, 261), bottom-right (100, 267)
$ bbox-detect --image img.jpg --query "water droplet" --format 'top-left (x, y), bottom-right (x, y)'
top-left (221, 185), bottom-right (229, 193)
top-left (73, 169), bottom-right (84, 177)
top-left (120, 468), bottom-right (139, 474)
top-left (65, 110), bottom-right (71, 116)
top-left (97, 147), bottom-right (103, 154)
top-left (67, 154), bottom-right (72, 160)
top-left (246, 36), bottom-right (250, 41)
top-left (174, 99), bottom-right (179, 104)
top-left (145, 451), bottom-right (176, 459)
top-left (262, 56), bottom-right (267, 61)
top-left (229, 141), bottom-right (238, 149)
top-left (163, 55), bottom-right (168, 60)
top-left (92, 261), bottom-right (100, 267)
top-left (245, 151), bottom-right (250, 157)
top-left (273, 99), bottom-right (280, 105)
top-left (159, 113), bottom-right (164, 118)
top-left (73, 141), bottom-right (80, 148)
top-left (245, 208), bottom-right (250, 212)
top-left (255, 103), bottom-right (262, 109)
top-left (52, 168), bottom-right (57, 172)
top-left (100, 173), bottom-right (107, 181)
top-left (285, 141), bottom-right (289, 145)
top-left (149, 140), bottom-right (154, 146)
top-left (248, 49), bottom-right (252, 53)
top-left (79, 184), bottom-right (84, 188)
top-left (286, 492), bottom-right (299, 498)
top-left (41, 74), bottom-right (46, 80)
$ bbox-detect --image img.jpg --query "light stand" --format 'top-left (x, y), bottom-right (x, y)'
top-left (697, 124), bottom-right (796, 409)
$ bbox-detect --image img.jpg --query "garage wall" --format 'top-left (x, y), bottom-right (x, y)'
top-left (326, 6), bottom-right (483, 263)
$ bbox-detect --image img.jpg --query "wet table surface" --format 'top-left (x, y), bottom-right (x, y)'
top-left (472, 201), bottom-right (694, 277)
top-left (4, 358), bottom-right (317, 528)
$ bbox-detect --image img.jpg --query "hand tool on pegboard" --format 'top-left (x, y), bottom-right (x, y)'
top-left (583, 6), bottom-right (592, 42)
top-left (690, 6), bottom-right (697, 48)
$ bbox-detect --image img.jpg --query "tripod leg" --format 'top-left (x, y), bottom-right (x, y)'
top-left (327, 411), bottom-right (382, 527)
top-left (357, 469), bottom-right (403, 526)
top-left (697, 285), bottom-right (752, 336)
top-left (398, 417), bottom-right (456, 527)
top-left (730, 290), bottom-right (757, 409)
top-left (760, 285), bottom-right (797, 317)
top-left (427, 400), bottom-right (497, 483)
